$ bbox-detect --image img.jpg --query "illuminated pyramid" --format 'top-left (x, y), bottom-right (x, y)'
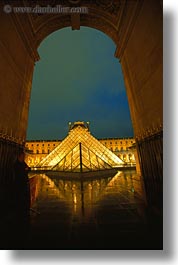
top-left (37, 121), bottom-right (124, 172)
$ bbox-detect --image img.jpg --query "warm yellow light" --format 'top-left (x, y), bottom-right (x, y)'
top-left (73, 194), bottom-right (77, 204)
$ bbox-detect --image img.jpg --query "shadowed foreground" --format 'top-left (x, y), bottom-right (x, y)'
top-left (0, 170), bottom-right (162, 250)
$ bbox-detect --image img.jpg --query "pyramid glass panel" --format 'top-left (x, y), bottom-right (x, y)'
top-left (37, 121), bottom-right (124, 172)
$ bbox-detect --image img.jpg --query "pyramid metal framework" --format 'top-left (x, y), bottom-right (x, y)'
top-left (37, 122), bottom-right (124, 172)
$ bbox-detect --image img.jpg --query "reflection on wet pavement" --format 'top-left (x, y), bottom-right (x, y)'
top-left (27, 170), bottom-right (162, 249)
top-left (0, 169), bottom-right (162, 249)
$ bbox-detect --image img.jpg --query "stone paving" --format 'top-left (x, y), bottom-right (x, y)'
top-left (0, 170), bottom-right (162, 249)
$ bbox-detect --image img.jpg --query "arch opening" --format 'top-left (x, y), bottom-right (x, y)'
top-left (0, 0), bottom-right (163, 218)
top-left (26, 26), bottom-right (136, 171)
top-left (27, 26), bottom-right (133, 141)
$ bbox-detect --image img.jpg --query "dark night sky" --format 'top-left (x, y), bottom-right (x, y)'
top-left (27, 27), bottom-right (133, 140)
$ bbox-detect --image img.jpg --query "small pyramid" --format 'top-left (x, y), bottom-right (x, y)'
top-left (37, 121), bottom-right (124, 172)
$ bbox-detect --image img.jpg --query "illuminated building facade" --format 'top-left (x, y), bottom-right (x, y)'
top-left (25, 122), bottom-right (137, 169)
top-left (36, 121), bottom-right (124, 171)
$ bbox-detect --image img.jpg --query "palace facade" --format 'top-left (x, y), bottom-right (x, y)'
top-left (25, 137), bottom-right (137, 168)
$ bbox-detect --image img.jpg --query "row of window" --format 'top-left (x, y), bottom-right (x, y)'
top-left (26, 141), bottom-right (134, 149)
top-left (32, 147), bottom-right (131, 154)
top-left (35, 150), bottom-right (50, 154)
top-left (102, 141), bottom-right (133, 145)
top-left (26, 143), bottom-right (57, 147)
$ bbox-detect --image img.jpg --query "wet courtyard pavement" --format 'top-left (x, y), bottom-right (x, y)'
top-left (0, 170), bottom-right (163, 250)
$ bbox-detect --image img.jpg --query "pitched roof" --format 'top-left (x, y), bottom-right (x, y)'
top-left (37, 122), bottom-right (124, 172)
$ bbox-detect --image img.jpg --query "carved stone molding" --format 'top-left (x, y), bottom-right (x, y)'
top-left (114, 0), bottom-right (144, 60)
top-left (135, 124), bottom-right (163, 142)
top-left (35, 15), bottom-right (71, 47)
top-left (10, 12), bottom-right (40, 61)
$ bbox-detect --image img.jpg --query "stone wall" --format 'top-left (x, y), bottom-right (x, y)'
top-left (0, 1), bottom-right (163, 211)
top-left (118, 0), bottom-right (163, 210)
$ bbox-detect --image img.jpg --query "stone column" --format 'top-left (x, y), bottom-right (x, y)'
top-left (115, 0), bottom-right (163, 211)
top-left (0, 4), bottom-right (39, 183)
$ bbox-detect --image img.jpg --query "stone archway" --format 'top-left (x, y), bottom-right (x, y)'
top-left (0, 0), bottom-right (162, 210)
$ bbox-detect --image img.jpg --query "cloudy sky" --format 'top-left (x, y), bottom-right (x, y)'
top-left (27, 27), bottom-right (133, 140)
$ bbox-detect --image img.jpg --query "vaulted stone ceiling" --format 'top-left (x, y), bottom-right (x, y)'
top-left (14, 0), bottom-right (143, 59)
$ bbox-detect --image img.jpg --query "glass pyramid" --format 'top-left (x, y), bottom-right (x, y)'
top-left (37, 121), bottom-right (124, 172)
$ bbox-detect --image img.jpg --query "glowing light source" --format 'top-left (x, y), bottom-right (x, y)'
top-left (37, 121), bottom-right (124, 172)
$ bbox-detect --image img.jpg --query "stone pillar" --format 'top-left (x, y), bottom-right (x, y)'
top-left (136, 131), bottom-right (163, 209)
top-left (115, 0), bottom-right (163, 211)
top-left (0, 3), bottom-right (39, 183)
top-left (133, 148), bottom-right (141, 175)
